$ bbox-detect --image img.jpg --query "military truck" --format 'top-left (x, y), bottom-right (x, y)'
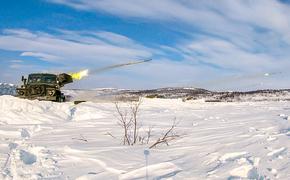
top-left (15, 59), bottom-right (152, 102)
top-left (16, 73), bottom-right (73, 102)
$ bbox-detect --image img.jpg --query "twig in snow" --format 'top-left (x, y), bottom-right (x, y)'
top-left (72, 134), bottom-right (88, 142)
top-left (149, 119), bottom-right (179, 149)
top-left (105, 132), bottom-right (117, 139)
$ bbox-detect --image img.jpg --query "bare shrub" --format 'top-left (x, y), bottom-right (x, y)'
top-left (115, 101), bottom-right (132, 145)
top-left (114, 98), bottom-right (179, 147)
top-left (130, 99), bottom-right (142, 144)
top-left (114, 98), bottom-right (149, 145)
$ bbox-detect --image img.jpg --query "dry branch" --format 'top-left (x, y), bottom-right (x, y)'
top-left (149, 120), bottom-right (179, 149)
top-left (72, 134), bottom-right (88, 142)
top-left (105, 132), bottom-right (117, 139)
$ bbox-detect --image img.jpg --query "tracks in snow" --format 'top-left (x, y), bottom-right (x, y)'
top-left (1, 126), bottom-right (63, 179)
top-left (204, 112), bottom-right (289, 179)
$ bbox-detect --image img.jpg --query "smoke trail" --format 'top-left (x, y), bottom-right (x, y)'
top-left (90, 59), bottom-right (152, 75)
top-left (70, 59), bottom-right (152, 80)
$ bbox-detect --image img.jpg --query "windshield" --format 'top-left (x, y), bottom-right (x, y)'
top-left (28, 74), bottom-right (57, 84)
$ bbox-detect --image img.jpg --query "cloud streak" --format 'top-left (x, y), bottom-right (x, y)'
top-left (48, 1), bottom-right (290, 37)
top-left (0, 29), bottom-right (152, 66)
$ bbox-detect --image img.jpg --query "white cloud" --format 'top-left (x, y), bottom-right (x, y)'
top-left (20, 52), bottom-right (60, 61)
top-left (0, 29), bottom-right (155, 87)
top-left (9, 63), bottom-right (35, 70)
top-left (48, 0), bottom-right (290, 40)
top-left (178, 37), bottom-right (289, 72)
top-left (93, 31), bottom-right (136, 46)
top-left (10, 59), bottom-right (24, 63)
top-left (47, 1), bottom-right (290, 69)
top-left (0, 29), bottom-right (152, 67)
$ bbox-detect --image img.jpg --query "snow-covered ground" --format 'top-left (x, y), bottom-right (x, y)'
top-left (0, 95), bottom-right (289, 179)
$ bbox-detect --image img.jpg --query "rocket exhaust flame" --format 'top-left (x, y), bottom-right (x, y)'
top-left (69, 59), bottom-right (151, 80)
top-left (70, 69), bottom-right (89, 80)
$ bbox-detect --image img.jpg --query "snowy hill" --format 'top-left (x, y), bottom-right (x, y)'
top-left (63, 87), bottom-right (290, 102)
top-left (130, 87), bottom-right (290, 102)
top-left (0, 95), bottom-right (289, 179)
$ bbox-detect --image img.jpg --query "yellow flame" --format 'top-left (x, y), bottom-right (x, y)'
top-left (69, 69), bottom-right (89, 80)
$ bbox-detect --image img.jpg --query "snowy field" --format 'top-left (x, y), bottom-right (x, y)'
top-left (0, 95), bottom-right (289, 179)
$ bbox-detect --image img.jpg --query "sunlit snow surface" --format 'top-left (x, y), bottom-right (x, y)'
top-left (0, 95), bottom-right (289, 179)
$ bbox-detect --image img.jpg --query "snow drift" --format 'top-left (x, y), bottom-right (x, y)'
top-left (0, 96), bottom-right (73, 124)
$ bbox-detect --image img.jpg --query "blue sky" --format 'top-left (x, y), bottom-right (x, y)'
top-left (1, 0), bottom-right (290, 90)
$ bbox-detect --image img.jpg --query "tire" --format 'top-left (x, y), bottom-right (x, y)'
top-left (56, 96), bottom-right (61, 102)
top-left (55, 91), bottom-right (62, 102)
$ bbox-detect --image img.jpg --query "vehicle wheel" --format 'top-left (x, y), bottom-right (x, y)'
top-left (56, 96), bottom-right (61, 102)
